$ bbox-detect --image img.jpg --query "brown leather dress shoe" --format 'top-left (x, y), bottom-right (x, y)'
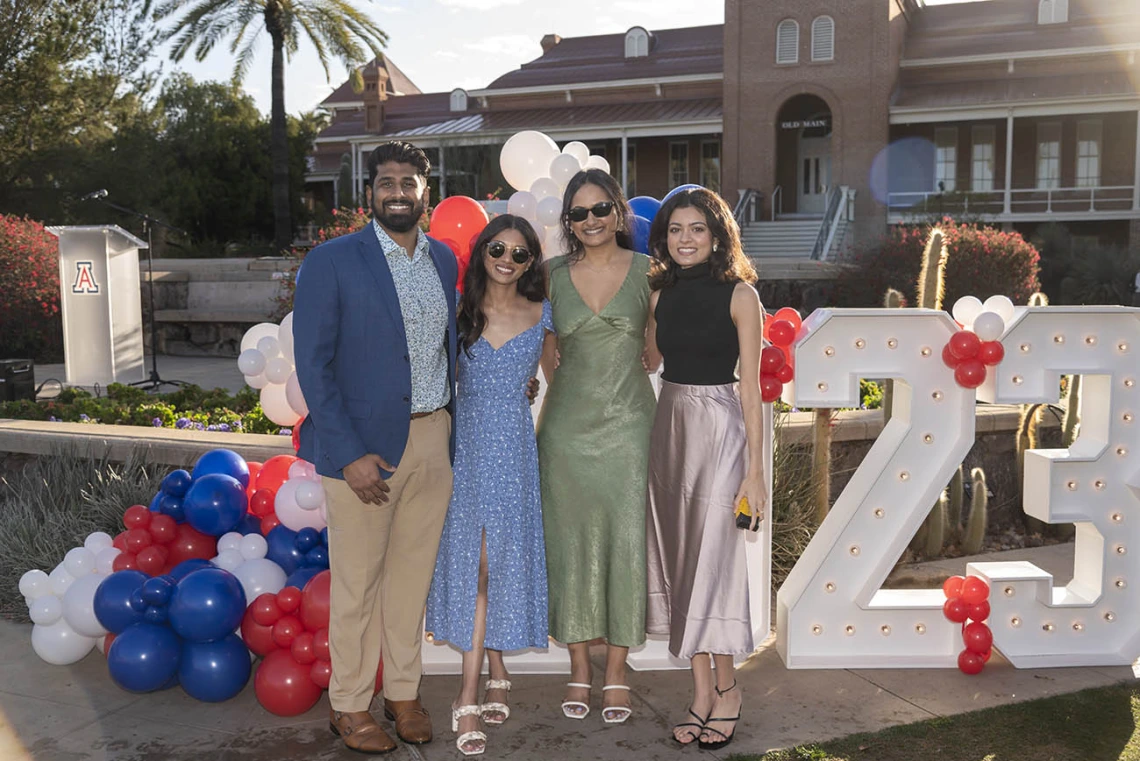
top-left (383, 698), bottom-right (433, 744)
top-left (329, 708), bottom-right (397, 755)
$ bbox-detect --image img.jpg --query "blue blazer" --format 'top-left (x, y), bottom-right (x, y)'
top-left (293, 224), bottom-right (458, 479)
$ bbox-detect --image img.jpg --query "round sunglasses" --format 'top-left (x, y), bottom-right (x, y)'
top-left (486, 240), bottom-right (532, 264)
top-left (566, 201), bottom-right (615, 223)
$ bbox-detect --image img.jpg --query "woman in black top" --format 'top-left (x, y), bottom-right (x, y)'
top-left (643, 187), bottom-right (766, 751)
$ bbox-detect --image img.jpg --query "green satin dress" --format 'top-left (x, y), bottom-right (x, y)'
top-left (537, 253), bottom-right (656, 647)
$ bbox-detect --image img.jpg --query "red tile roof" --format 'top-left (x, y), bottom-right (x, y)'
top-left (321, 54), bottom-right (422, 105)
top-left (893, 70), bottom-right (1136, 110)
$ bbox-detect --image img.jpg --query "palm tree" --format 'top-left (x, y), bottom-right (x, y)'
top-left (156, 0), bottom-right (387, 252)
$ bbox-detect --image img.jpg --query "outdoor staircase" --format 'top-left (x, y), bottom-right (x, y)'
top-left (741, 217), bottom-right (827, 259)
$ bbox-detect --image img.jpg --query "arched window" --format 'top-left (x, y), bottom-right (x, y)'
top-left (776, 19), bottom-right (799, 64)
top-left (625, 27), bottom-right (650, 58)
top-left (449, 88), bottom-right (467, 112)
top-left (811, 16), bottom-right (834, 62)
top-left (1038, 0), bottom-right (1068, 24)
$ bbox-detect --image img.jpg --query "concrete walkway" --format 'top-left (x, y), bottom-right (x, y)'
top-left (0, 543), bottom-right (1133, 761)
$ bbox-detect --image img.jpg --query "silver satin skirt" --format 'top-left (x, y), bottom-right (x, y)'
top-left (646, 380), bottom-right (754, 659)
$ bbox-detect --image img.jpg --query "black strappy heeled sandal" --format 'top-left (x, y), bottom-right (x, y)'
top-left (671, 706), bottom-right (709, 747)
top-left (698, 680), bottom-right (741, 751)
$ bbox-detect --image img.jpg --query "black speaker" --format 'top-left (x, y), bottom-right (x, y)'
top-left (0, 359), bottom-right (34, 402)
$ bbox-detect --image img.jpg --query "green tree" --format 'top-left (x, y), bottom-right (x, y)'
top-left (155, 0), bottom-right (387, 253)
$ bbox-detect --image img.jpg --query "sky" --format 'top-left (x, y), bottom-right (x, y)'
top-left (160, 0), bottom-right (987, 117)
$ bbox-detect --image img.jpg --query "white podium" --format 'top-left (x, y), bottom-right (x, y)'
top-left (46, 226), bottom-right (146, 386)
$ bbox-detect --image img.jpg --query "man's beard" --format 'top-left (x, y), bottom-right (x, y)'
top-left (373, 198), bottom-right (425, 233)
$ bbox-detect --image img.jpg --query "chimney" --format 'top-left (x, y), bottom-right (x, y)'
top-left (362, 61), bottom-right (390, 134)
top-left (540, 34), bottom-right (562, 54)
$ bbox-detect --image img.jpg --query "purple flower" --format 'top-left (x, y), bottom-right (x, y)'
top-left (791, 407), bottom-right (800, 413)
top-left (152, 417), bottom-right (163, 427)
top-left (206, 425), bottom-right (218, 432)
top-left (175, 417), bottom-right (190, 429)
top-left (79, 413), bottom-right (89, 421)
top-left (279, 428), bottom-right (292, 436)
top-left (48, 415), bottom-right (59, 422)
top-left (194, 422), bottom-right (205, 431)
top-left (217, 423), bottom-right (231, 432)
top-left (231, 420), bottom-right (243, 429)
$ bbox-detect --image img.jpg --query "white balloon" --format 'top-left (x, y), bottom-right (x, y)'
top-left (95, 547), bottom-right (121, 576)
top-left (549, 152), bottom-right (582, 190)
top-left (506, 191), bottom-right (537, 220)
top-left (217, 532), bottom-right (243, 554)
top-left (83, 532), bottom-right (114, 553)
top-left (278, 312), bottom-right (295, 364)
top-left (260, 383), bottom-right (302, 427)
top-left (294, 480), bottom-right (325, 511)
top-left (212, 549), bottom-right (245, 573)
top-left (29, 595), bottom-right (63, 626)
top-left (536, 195), bottom-right (564, 228)
top-left (238, 348), bottom-right (267, 376)
top-left (561, 141), bottom-right (590, 165)
top-left (232, 558), bottom-right (287, 603)
top-left (265, 357), bottom-right (293, 385)
top-left (19, 569), bottom-right (51, 599)
top-left (276, 479), bottom-right (327, 532)
top-left (585, 155), bottom-right (611, 174)
top-left (246, 372), bottom-right (270, 390)
top-left (62, 573), bottom-right (107, 638)
top-left (49, 565), bottom-right (75, 597)
top-left (983, 294), bottom-right (1016, 324)
top-left (239, 533), bottom-right (269, 561)
top-left (500, 130), bottom-right (560, 192)
top-left (31, 619), bottom-right (96, 665)
top-left (285, 372), bottom-right (309, 418)
top-left (543, 225), bottom-right (565, 258)
top-left (63, 547), bottom-right (96, 578)
top-left (951, 296), bottom-right (984, 328)
top-left (256, 336), bottom-right (281, 360)
top-left (288, 459), bottom-right (318, 481)
top-left (972, 311), bottom-right (1006, 342)
top-left (529, 176), bottom-right (561, 202)
top-left (241, 322), bottom-right (280, 354)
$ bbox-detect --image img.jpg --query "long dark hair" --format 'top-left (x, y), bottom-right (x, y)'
top-left (559, 169), bottom-right (634, 264)
top-left (459, 214), bottom-right (546, 354)
top-left (647, 187), bottom-right (757, 290)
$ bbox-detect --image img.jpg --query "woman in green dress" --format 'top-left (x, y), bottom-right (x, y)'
top-left (537, 169), bottom-right (656, 724)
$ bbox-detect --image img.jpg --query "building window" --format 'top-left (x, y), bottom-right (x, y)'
top-left (700, 141), bottom-right (721, 193)
top-left (625, 143), bottom-right (637, 198)
top-left (1076, 120), bottom-right (1102, 188)
top-left (776, 20), bottom-right (799, 64)
top-left (670, 142), bottom-right (689, 188)
top-left (625, 27), bottom-right (650, 58)
top-left (1038, 0), bottom-right (1068, 24)
top-left (449, 89), bottom-right (467, 112)
top-left (811, 16), bottom-right (834, 62)
top-left (971, 125), bottom-right (995, 192)
top-left (1036, 122), bottom-right (1062, 189)
top-left (934, 127), bottom-right (957, 192)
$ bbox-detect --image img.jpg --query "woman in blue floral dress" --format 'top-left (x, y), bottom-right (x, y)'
top-left (426, 214), bottom-right (556, 756)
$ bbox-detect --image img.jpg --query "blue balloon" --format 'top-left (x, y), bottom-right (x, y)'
top-left (237, 513), bottom-right (262, 536)
top-left (159, 494), bottom-right (185, 522)
top-left (629, 215), bottom-right (652, 255)
top-left (94, 570), bottom-right (149, 634)
top-left (107, 622), bottom-right (182, 693)
top-left (162, 469), bottom-right (193, 498)
top-left (129, 589), bottom-right (147, 612)
top-left (305, 545), bottom-right (329, 569)
top-left (179, 635), bottom-right (251, 702)
top-left (168, 559), bottom-right (212, 581)
top-left (320, 527), bottom-right (329, 547)
top-left (148, 492), bottom-right (162, 512)
top-left (191, 450), bottom-right (250, 489)
top-left (168, 568), bottom-right (247, 643)
top-left (663, 183), bottom-right (703, 203)
top-left (265, 526), bottom-right (302, 575)
top-left (284, 566), bottom-right (322, 591)
top-left (144, 605), bottom-right (169, 625)
top-left (295, 527), bottom-right (320, 554)
top-left (628, 195), bottom-right (662, 222)
top-left (141, 576), bottom-right (175, 607)
top-left (183, 473), bottom-right (247, 537)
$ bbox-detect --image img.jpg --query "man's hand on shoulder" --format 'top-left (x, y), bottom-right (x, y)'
top-left (343, 454), bottom-right (397, 505)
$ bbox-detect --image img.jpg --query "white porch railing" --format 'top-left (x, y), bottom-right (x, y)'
top-left (888, 185), bottom-right (1136, 217)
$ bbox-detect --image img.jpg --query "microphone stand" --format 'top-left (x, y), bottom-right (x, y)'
top-left (90, 196), bottom-right (190, 391)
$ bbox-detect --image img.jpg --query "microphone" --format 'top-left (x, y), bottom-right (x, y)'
top-left (80, 189), bottom-right (108, 201)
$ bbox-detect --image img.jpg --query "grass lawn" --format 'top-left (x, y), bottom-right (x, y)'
top-left (730, 683), bottom-right (1139, 761)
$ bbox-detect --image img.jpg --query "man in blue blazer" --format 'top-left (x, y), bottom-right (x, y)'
top-left (294, 141), bottom-right (457, 754)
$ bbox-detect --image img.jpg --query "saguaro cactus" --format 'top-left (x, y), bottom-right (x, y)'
top-left (882, 288), bottom-right (904, 422)
top-left (916, 227), bottom-right (947, 310)
top-left (962, 468), bottom-right (989, 555)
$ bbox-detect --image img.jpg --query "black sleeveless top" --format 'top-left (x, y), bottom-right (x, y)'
top-left (654, 261), bottom-right (743, 385)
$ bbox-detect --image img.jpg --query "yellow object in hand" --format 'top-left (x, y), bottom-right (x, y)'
top-left (734, 496), bottom-right (752, 529)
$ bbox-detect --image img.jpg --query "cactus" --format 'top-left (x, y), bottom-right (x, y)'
top-left (1016, 403), bottom-right (1049, 535)
top-left (948, 465), bottom-right (965, 534)
top-left (962, 468), bottom-right (989, 555)
top-left (882, 288), bottom-right (905, 422)
top-left (1062, 374), bottom-right (1081, 448)
top-left (924, 491), bottom-right (949, 557)
top-left (916, 227), bottom-right (947, 310)
top-left (811, 407), bottom-right (833, 525)
top-left (1028, 292), bottom-right (1049, 307)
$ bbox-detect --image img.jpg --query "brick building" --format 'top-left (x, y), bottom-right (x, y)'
top-left (306, 0), bottom-right (1140, 263)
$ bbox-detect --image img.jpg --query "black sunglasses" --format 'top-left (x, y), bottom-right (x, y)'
top-left (567, 201), bottom-right (616, 223)
top-left (486, 240), bottom-right (532, 264)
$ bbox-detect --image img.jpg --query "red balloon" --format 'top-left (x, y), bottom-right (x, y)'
top-left (255, 649), bottom-right (323, 716)
top-left (948, 330), bottom-right (981, 361)
top-left (124, 528), bottom-right (153, 554)
top-left (136, 546), bottom-right (167, 576)
top-left (292, 422), bottom-right (302, 454)
top-left (760, 375), bottom-right (783, 403)
top-left (775, 363), bottom-right (795, 384)
top-left (251, 593), bottom-right (284, 627)
top-left (773, 307), bottom-right (802, 332)
top-left (312, 628), bottom-right (331, 662)
top-left (166, 524), bottom-right (218, 568)
top-left (429, 197), bottom-right (489, 254)
top-left (968, 600), bottom-right (991, 622)
top-left (942, 598), bottom-right (969, 624)
top-left (102, 632), bottom-right (115, 655)
top-left (981, 648), bottom-right (992, 663)
top-left (963, 622), bottom-right (993, 654)
top-left (978, 341), bottom-right (1005, 366)
top-left (241, 606), bottom-right (279, 657)
top-left (300, 570), bottom-right (331, 632)
top-left (760, 346), bottom-right (787, 374)
top-left (768, 320), bottom-right (796, 347)
top-left (941, 343), bottom-right (960, 369)
top-left (246, 462), bottom-right (263, 495)
top-left (272, 615), bottom-right (303, 648)
top-left (256, 455), bottom-right (298, 493)
top-left (112, 552), bottom-right (138, 572)
top-left (112, 531), bottom-right (129, 552)
top-left (277, 587), bottom-right (302, 614)
top-left (954, 359), bottom-right (987, 389)
top-left (942, 576), bottom-right (965, 600)
top-left (310, 659), bottom-right (332, 690)
top-left (761, 313), bottom-right (772, 341)
top-left (260, 515), bottom-right (282, 535)
top-left (249, 489), bottom-right (276, 518)
top-left (291, 632), bottom-right (317, 665)
top-left (960, 576), bottom-right (990, 606)
top-left (957, 649), bottom-right (985, 675)
top-left (123, 505), bottom-right (152, 530)
top-left (148, 514), bottom-right (178, 545)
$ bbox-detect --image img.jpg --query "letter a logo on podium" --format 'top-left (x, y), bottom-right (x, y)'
top-left (72, 261), bottom-right (99, 294)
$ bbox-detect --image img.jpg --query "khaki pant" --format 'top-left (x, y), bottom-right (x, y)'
top-left (323, 409), bottom-right (453, 710)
